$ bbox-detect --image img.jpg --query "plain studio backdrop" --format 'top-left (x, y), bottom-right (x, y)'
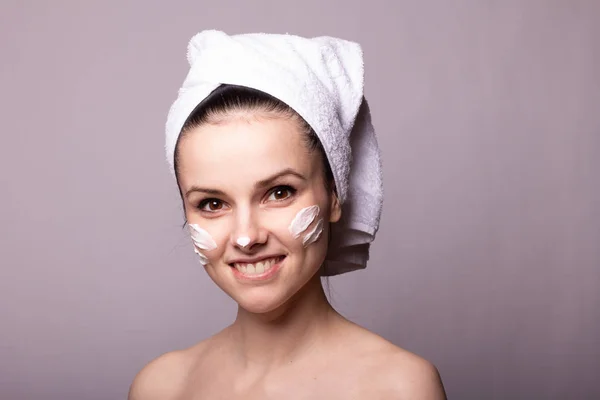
top-left (1, 1), bottom-right (598, 399)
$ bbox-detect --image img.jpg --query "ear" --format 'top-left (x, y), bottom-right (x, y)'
top-left (329, 191), bottom-right (342, 223)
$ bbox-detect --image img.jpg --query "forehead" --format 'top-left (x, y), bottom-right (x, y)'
top-left (177, 116), bottom-right (318, 186)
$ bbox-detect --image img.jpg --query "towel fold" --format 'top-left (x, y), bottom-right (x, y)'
top-left (165, 30), bottom-right (383, 276)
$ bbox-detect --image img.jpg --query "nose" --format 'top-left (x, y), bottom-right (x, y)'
top-left (230, 206), bottom-right (266, 251)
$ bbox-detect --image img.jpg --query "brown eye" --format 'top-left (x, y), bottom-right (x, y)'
top-left (199, 199), bottom-right (224, 212)
top-left (267, 186), bottom-right (296, 202)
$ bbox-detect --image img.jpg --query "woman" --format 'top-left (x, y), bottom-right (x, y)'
top-left (129, 30), bottom-right (446, 399)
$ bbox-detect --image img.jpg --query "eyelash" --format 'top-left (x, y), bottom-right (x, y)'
top-left (266, 185), bottom-right (297, 202)
top-left (196, 185), bottom-right (297, 213)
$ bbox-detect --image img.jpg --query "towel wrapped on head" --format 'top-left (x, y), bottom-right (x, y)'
top-left (165, 30), bottom-right (383, 276)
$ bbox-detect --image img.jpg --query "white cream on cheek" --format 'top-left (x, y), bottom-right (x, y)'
top-left (289, 205), bottom-right (320, 238)
top-left (188, 224), bottom-right (217, 266)
top-left (193, 248), bottom-right (209, 266)
top-left (302, 218), bottom-right (324, 247)
top-left (289, 205), bottom-right (324, 248)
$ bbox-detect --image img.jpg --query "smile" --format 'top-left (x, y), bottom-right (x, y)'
top-left (230, 256), bottom-right (286, 280)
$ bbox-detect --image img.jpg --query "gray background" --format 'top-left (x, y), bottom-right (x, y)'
top-left (1, 1), bottom-right (598, 399)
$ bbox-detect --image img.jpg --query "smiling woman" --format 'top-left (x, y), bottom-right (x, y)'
top-left (128, 30), bottom-right (446, 399)
top-left (174, 85), bottom-right (342, 314)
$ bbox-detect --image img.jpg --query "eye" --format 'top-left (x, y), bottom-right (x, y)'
top-left (267, 185), bottom-right (297, 202)
top-left (198, 198), bottom-right (226, 212)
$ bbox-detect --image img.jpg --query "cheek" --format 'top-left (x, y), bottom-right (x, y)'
top-left (268, 205), bottom-right (326, 251)
top-left (265, 214), bottom-right (300, 249)
top-left (188, 222), bottom-right (228, 266)
top-left (301, 218), bottom-right (324, 247)
top-left (289, 205), bottom-right (320, 238)
top-left (288, 205), bottom-right (325, 247)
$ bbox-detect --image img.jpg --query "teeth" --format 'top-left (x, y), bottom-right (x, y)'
top-left (255, 262), bottom-right (265, 274)
top-left (234, 257), bottom-right (281, 275)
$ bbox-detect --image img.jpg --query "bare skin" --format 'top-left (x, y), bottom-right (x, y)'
top-left (129, 113), bottom-right (446, 399)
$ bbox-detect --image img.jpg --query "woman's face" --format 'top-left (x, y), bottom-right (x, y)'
top-left (176, 113), bottom-right (341, 314)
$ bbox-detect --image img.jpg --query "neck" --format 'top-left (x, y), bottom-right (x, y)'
top-left (228, 274), bottom-right (340, 369)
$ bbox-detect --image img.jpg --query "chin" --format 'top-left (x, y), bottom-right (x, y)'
top-left (234, 287), bottom-right (294, 315)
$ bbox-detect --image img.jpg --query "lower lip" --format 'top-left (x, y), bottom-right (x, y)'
top-left (231, 257), bottom-right (286, 282)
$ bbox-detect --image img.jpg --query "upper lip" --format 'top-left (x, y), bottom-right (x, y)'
top-left (228, 254), bottom-right (285, 265)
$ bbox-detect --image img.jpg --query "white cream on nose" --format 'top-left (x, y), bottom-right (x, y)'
top-left (236, 236), bottom-right (251, 247)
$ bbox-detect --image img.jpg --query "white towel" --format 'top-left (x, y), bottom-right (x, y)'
top-left (165, 30), bottom-right (383, 276)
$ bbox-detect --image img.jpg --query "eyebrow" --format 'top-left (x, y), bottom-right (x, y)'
top-left (185, 168), bottom-right (307, 198)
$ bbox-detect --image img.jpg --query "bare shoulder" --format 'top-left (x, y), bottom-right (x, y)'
top-left (375, 345), bottom-right (447, 399)
top-left (127, 341), bottom-right (209, 400)
top-left (339, 325), bottom-right (447, 399)
top-left (128, 350), bottom-right (192, 400)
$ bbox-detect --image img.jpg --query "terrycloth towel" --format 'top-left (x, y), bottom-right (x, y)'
top-left (165, 30), bottom-right (383, 276)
